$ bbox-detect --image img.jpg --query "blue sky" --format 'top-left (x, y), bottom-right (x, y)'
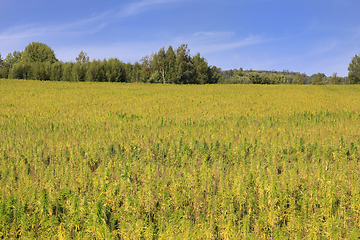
top-left (1, 0), bottom-right (360, 76)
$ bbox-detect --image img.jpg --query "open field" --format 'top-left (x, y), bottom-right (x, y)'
top-left (1, 79), bottom-right (360, 239)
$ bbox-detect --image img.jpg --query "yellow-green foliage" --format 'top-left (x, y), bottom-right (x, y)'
top-left (1, 79), bottom-right (360, 239)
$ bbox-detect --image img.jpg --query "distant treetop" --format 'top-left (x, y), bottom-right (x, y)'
top-left (21, 42), bottom-right (58, 63)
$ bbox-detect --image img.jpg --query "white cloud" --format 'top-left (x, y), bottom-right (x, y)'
top-left (193, 31), bottom-right (235, 40)
top-left (0, 0), bottom-right (188, 42)
top-left (173, 32), bottom-right (265, 54)
top-left (202, 35), bottom-right (264, 52)
top-left (301, 39), bottom-right (338, 58)
top-left (0, 15), bottom-right (108, 42)
top-left (118, 0), bottom-right (190, 17)
top-left (0, 25), bottom-right (48, 40)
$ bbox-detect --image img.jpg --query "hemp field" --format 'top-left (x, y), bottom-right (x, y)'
top-left (1, 79), bottom-right (360, 239)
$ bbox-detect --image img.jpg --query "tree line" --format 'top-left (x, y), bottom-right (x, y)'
top-left (221, 69), bottom-right (351, 85)
top-left (0, 42), bottom-right (222, 84)
top-left (0, 42), bottom-right (360, 84)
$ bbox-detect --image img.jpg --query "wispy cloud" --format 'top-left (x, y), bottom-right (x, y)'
top-left (118, 0), bottom-right (189, 17)
top-left (0, 25), bottom-right (49, 40)
top-left (202, 35), bottom-right (265, 53)
top-left (0, 14), bottom-right (109, 41)
top-left (305, 39), bottom-right (338, 57)
top-left (174, 31), bottom-right (265, 54)
top-left (0, 0), bottom-right (187, 41)
top-left (193, 31), bottom-right (235, 40)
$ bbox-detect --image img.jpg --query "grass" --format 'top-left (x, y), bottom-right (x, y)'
top-left (1, 79), bottom-right (360, 239)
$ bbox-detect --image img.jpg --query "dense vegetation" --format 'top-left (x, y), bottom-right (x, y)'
top-left (1, 42), bottom-right (359, 84)
top-left (221, 70), bottom-right (346, 85)
top-left (1, 79), bottom-right (360, 238)
top-left (0, 43), bottom-right (223, 84)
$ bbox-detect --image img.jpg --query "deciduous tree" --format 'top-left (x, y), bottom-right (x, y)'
top-left (76, 51), bottom-right (90, 64)
top-left (312, 73), bottom-right (326, 85)
top-left (0, 53), bottom-right (5, 78)
top-left (0, 53), bottom-right (3, 68)
top-left (61, 63), bottom-right (73, 81)
top-left (209, 66), bottom-right (224, 84)
top-left (270, 73), bottom-right (287, 84)
top-left (330, 73), bottom-right (343, 85)
top-left (105, 59), bottom-right (126, 82)
top-left (348, 53), bottom-right (360, 84)
top-left (166, 46), bottom-right (177, 83)
top-left (292, 72), bottom-right (303, 84)
top-left (152, 47), bottom-right (167, 84)
top-left (4, 51), bottom-right (22, 68)
top-left (21, 42), bottom-right (58, 63)
top-left (176, 44), bottom-right (193, 84)
top-left (50, 62), bottom-right (62, 81)
top-left (192, 53), bottom-right (209, 84)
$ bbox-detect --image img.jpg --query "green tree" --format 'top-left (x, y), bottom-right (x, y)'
top-left (140, 55), bottom-right (152, 69)
top-left (44, 62), bottom-right (52, 80)
top-left (330, 73), bottom-right (343, 85)
top-left (270, 73), bottom-right (287, 84)
top-left (5, 51), bottom-right (22, 67)
top-left (166, 46), bottom-right (177, 83)
top-left (192, 53), bottom-right (210, 84)
top-left (97, 60), bottom-right (106, 82)
top-left (247, 72), bottom-right (270, 84)
top-left (124, 63), bottom-right (133, 83)
top-left (76, 51), bottom-right (90, 64)
top-left (28, 62), bottom-right (43, 80)
top-left (86, 60), bottom-right (105, 82)
top-left (2, 51), bottom-right (23, 78)
top-left (21, 42), bottom-right (58, 63)
top-left (105, 59), bottom-right (126, 83)
top-left (131, 61), bottom-right (146, 83)
top-left (348, 53), bottom-right (360, 84)
top-left (140, 55), bottom-right (152, 80)
top-left (85, 60), bottom-right (99, 82)
top-left (312, 73), bottom-right (327, 85)
top-left (292, 72), bottom-right (303, 84)
top-left (71, 63), bottom-right (87, 82)
top-left (0, 53), bottom-right (5, 78)
top-left (209, 66), bottom-right (224, 84)
top-left (50, 62), bottom-right (63, 81)
top-left (176, 44), bottom-right (193, 84)
top-left (0, 53), bottom-right (3, 68)
top-left (225, 75), bottom-right (251, 84)
top-left (61, 63), bottom-right (73, 81)
top-left (151, 46), bottom-right (181, 84)
top-left (149, 71), bottom-right (162, 83)
top-left (153, 47), bottom-right (167, 84)
top-left (8, 62), bottom-right (29, 79)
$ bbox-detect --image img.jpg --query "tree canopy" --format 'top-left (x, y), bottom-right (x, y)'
top-left (312, 73), bottom-right (326, 85)
top-left (21, 42), bottom-right (58, 63)
top-left (330, 73), bottom-right (343, 85)
top-left (292, 73), bottom-right (303, 84)
top-left (76, 51), bottom-right (90, 64)
top-left (1, 42), bottom-right (357, 85)
top-left (348, 53), bottom-right (360, 84)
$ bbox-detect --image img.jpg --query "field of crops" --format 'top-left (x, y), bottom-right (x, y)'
top-left (1, 79), bottom-right (360, 239)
